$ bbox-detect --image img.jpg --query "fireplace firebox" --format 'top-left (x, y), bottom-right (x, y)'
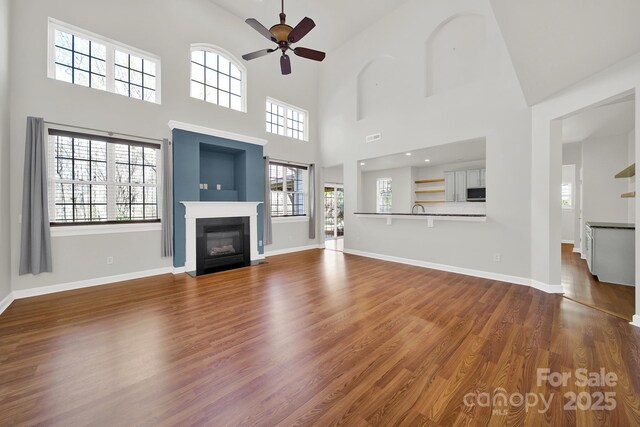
top-left (196, 217), bottom-right (251, 275)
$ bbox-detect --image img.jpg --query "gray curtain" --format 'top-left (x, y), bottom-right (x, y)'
top-left (19, 117), bottom-right (53, 275)
top-left (161, 139), bottom-right (173, 257)
top-left (308, 163), bottom-right (316, 239)
top-left (263, 156), bottom-right (273, 246)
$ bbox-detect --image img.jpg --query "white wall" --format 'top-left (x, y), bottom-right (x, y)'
top-left (530, 50), bottom-right (640, 321)
top-left (628, 129), bottom-right (636, 223)
top-left (582, 133), bottom-right (630, 224)
top-left (562, 143), bottom-right (582, 250)
top-left (323, 164), bottom-right (344, 184)
top-left (361, 167), bottom-right (412, 213)
top-left (319, 0), bottom-right (532, 279)
top-left (0, 0), bottom-right (11, 304)
top-left (561, 164), bottom-right (576, 243)
top-left (9, 0), bottom-right (320, 292)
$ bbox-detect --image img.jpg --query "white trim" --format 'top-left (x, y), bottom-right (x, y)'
top-left (0, 292), bottom-right (15, 316)
top-left (272, 216), bottom-right (310, 224)
top-left (573, 247), bottom-right (581, 253)
top-left (562, 240), bottom-right (575, 244)
top-left (190, 44), bottom-right (247, 113)
top-left (581, 254), bottom-right (587, 260)
top-left (48, 17), bottom-right (162, 104)
top-left (266, 244), bottom-right (323, 256)
top-left (266, 97), bottom-right (310, 142)
top-left (12, 267), bottom-right (173, 299)
top-left (51, 222), bottom-right (162, 237)
top-left (168, 120), bottom-right (268, 146)
top-left (343, 249), bottom-right (564, 294)
top-left (173, 266), bottom-right (187, 274)
top-left (631, 315), bottom-right (640, 329)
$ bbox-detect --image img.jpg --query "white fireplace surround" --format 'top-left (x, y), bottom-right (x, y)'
top-left (181, 202), bottom-right (264, 272)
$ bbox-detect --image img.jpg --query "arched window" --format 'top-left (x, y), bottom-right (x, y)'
top-left (190, 44), bottom-right (246, 112)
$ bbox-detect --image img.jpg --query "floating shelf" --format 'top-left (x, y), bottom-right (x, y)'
top-left (415, 200), bottom-right (446, 204)
top-left (415, 178), bottom-right (445, 184)
top-left (415, 189), bottom-right (445, 194)
top-left (621, 191), bottom-right (636, 198)
top-left (615, 164), bottom-right (635, 178)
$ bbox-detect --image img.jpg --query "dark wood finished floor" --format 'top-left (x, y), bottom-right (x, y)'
top-left (561, 243), bottom-right (636, 321)
top-left (2, 249), bottom-right (640, 426)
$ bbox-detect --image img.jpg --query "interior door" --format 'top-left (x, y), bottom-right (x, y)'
top-left (324, 185), bottom-right (344, 240)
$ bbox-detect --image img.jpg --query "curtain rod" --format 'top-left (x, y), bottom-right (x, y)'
top-left (44, 121), bottom-right (165, 144)
top-left (268, 157), bottom-right (312, 168)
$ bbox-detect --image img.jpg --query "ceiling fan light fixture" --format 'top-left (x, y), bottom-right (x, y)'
top-left (270, 24), bottom-right (293, 43)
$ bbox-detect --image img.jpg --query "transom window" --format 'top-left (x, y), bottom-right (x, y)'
top-left (376, 178), bottom-right (393, 213)
top-left (266, 98), bottom-right (308, 141)
top-left (269, 162), bottom-right (307, 217)
top-left (190, 45), bottom-right (246, 112)
top-left (47, 129), bottom-right (160, 224)
top-left (48, 18), bottom-right (161, 104)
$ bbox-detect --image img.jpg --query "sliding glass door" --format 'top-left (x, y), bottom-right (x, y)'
top-left (324, 185), bottom-right (344, 240)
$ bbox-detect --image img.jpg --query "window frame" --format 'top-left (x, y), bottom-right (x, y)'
top-left (561, 182), bottom-right (573, 210)
top-left (47, 17), bottom-right (162, 104)
top-left (269, 162), bottom-right (308, 218)
top-left (266, 97), bottom-right (309, 142)
top-left (376, 178), bottom-right (393, 213)
top-left (46, 126), bottom-right (163, 230)
top-left (189, 44), bottom-right (247, 113)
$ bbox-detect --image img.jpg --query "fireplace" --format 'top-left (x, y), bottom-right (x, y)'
top-left (196, 217), bottom-right (250, 275)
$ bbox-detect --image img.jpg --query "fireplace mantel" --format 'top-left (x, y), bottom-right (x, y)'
top-left (181, 202), bottom-right (263, 273)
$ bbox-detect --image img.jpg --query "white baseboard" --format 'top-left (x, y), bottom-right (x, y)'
top-left (173, 266), bottom-right (186, 274)
top-left (0, 291), bottom-right (15, 315)
top-left (631, 315), bottom-right (640, 329)
top-left (265, 244), bottom-right (323, 257)
top-left (573, 247), bottom-right (581, 253)
top-left (343, 249), bottom-right (564, 294)
top-left (12, 267), bottom-right (174, 299)
top-left (562, 240), bottom-right (575, 245)
top-left (581, 254), bottom-right (586, 260)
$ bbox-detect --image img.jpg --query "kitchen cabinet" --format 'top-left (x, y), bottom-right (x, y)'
top-left (467, 169), bottom-right (486, 188)
top-left (585, 222), bottom-right (635, 286)
top-left (445, 171), bottom-right (467, 202)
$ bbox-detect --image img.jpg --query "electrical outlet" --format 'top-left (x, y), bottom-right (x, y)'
top-left (217, 184), bottom-right (222, 190)
top-left (259, 240), bottom-right (263, 246)
top-left (493, 253), bottom-right (501, 262)
top-left (106, 256), bottom-right (114, 265)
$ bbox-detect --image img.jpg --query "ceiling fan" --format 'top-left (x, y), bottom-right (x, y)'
top-left (242, 0), bottom-right (326, 75)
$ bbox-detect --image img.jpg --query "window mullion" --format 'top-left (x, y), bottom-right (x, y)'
top-left (105, 44), bottom-right (115, 93)
top-left (106, 144), bottom-right (117, 220)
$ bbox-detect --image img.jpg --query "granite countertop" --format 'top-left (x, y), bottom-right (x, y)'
top-left (354, 212), bottom-right (487, 218)
top-left (586, 222), bottom-right (635, 230)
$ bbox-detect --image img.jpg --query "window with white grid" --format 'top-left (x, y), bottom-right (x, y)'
top-left (190, 45), bottom-right (246, 112)
top-left (48, 18), bottom-right (161, 104)
top-left (269, 162), bottom-right (307, 217)
top-left (48, 131), bottom-right (160, 224)
top-left (266, 98), bottom-right (308, 141)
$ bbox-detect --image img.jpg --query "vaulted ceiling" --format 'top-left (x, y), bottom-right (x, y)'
top-left (490, 0), bottom-right (640, 105)
top-left (208, 0), bottom-right (412, 52)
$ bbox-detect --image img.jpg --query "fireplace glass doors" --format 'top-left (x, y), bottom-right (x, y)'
top-left (196, 217), bottom-right (250, 275)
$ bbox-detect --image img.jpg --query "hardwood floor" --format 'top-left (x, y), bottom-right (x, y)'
top-left (1, 249), bottom-right (640, 426)
top-left (561, 243), bottom-right (636, 320)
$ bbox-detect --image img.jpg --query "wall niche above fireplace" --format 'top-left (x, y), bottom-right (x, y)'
top-left (196, 217), bottom-right (251, 275)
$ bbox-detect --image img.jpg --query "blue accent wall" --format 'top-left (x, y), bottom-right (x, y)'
top-left (172, 129), bottom-right (264, 268)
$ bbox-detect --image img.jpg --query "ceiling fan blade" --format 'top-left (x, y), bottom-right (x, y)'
top-left (246, 18), bottom-right (276, 42)
top-left (242, 49), bottom-right (276, 61)
top-left (288, 17), bottom-right (316, 43)
top-left (293, 47), bottom-right (326, 62)
top-left (281, 54), bottom-right (292, 75)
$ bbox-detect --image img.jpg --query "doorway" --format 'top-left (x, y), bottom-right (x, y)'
top-left (559, 94), bottom-right (636, 320)
top-left (324, 184), bottom-right (344, 251)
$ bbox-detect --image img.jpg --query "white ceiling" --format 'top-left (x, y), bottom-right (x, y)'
top-left (359, 139), bottom-right (486, 172)
top-left (208, 0), bottom-right (412, 52)
top-left (562, 98), bottom-right (635, 144)
top-left (490, 0), bottom-right (640, 105)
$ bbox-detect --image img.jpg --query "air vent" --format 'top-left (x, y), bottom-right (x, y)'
top-left (366, 133), bottom-right (382, 143)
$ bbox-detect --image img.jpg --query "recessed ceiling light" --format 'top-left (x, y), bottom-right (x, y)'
top-left (425, 159), bottom-right (431, 162)
top-left (360, 162), bottom-right (365, 166)
top-left (405, 153), bottom-right (412, 156)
